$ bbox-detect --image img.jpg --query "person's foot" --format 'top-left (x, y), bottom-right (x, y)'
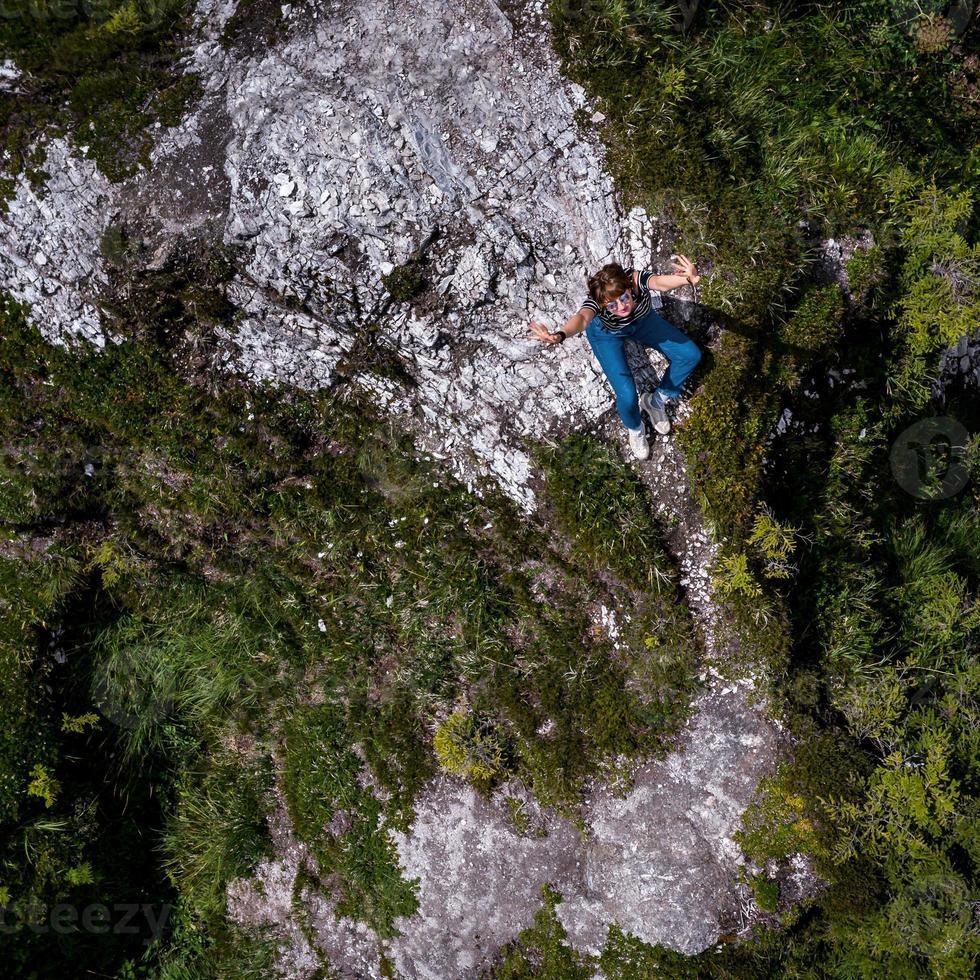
top-left (640, 392), bottom-right (672, 435)
top-left (626, 425), bottom-right (650, 460)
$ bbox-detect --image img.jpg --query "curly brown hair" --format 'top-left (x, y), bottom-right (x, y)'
top-left (587, 263), bottom-right (633, 305)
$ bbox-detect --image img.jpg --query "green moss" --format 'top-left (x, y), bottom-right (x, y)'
top-left (151, 71), bottom-right (204, 129)
top-left (0, 97), bottom-right (58, 207)
top-left (494, 885), bottom-right (592, 979)
top-left (434, 710), bottom-right (506, 786)
top-left (288, 866), bottom-right (333, 977)
top-left (750, 874), bottom-right (780, 913)
top-left (382, 259), bottom-right (429, 304)
top-left (599, 925), bottom-right (703, 979)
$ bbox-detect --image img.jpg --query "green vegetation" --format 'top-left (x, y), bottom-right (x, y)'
top-left (282, 704), bottom-right (420, 937)
top-left (494, 885), bottom-right (592, 979)
top-left (0, 266), bottom-right (700, 972)
top-left (381, 258), bottom-right (429, 304)
top-left (749, 875), bottom-right (780, 914)
top-left (0, 0), bottom-right (200, 191)
top-left (434, 710), bottom-right (506, 786)
top-left (1, 0), bottom-right (978, 976)
top-left (548, 1), bottom-right (979, 977)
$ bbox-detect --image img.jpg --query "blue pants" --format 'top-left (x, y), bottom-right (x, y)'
top-left (586, 309), bottom-right (702, 430)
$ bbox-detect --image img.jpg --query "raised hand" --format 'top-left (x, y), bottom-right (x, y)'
top-left (528, 320), bottom-right (561, 344)
top-left (669, 253), bottom-right (701, 286)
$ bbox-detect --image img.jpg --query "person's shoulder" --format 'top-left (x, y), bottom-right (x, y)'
top-left (638, 268), bottom-right (664, 307)
top-left (581, 297), bottom-right (600, 312)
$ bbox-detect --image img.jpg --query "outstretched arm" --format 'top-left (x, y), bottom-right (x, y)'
top-left (528, 307), bottom-right (594, 345)
top-left (647, 253), bottom-right (701, 292)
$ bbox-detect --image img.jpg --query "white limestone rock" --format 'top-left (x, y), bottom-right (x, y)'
top-left (0, 137), bottom-right (115, 347)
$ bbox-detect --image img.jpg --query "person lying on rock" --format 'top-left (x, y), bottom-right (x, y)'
top-left (528, 255), bottom-right (702, 461)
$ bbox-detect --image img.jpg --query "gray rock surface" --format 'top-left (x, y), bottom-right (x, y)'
top-left (1, 0), bottom-right (801, 973)
top-left (935, 330), bottom-right (980, 399)
top-left (135, 0), bottom-right (669, 508)
top-left (0, 137), bottom-right (115, 347)
top-left (0, 59), bottom-right (22, 93)
top-left (228, 672), bottom-right (777, 977)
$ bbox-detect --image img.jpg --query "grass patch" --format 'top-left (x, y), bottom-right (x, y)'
top-left (0, 282), bottom-right (706, 966)
top-left (281, 704), bottom-right (419, 937)
top-left (535, 431), bottom-right (677, 591)
top-left (0, 1), bottom-right (199, 187)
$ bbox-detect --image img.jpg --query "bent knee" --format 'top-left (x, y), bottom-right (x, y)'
top-left (682, 342), bottom-right (702, 368)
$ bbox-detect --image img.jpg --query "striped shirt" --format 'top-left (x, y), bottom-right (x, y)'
top-left (580, 267), bottom-right (663, 331)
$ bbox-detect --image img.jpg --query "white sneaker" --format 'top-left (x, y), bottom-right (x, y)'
top-left (626, 425), bottom-right (650, 460)
top-left (640, 392), bottom-right (671, 435)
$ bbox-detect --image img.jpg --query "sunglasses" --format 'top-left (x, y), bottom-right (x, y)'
top-left (605, 290), bottom-right (633, 313)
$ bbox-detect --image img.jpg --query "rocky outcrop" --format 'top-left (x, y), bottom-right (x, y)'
top-left (229, 668), bottom-right (777, 977)
top-left (0, 137), bottom-right (115, 347)
top-left (936, 332), bottom-right (980, 399)
top-left (0, 0), bottom-right (798, 973)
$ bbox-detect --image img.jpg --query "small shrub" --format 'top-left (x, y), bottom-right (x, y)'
top-left (747, 507), bottom-right (799, 580)
top-left (64, 862), bottom-right (95, 887)
top-left (433, 710), bottom-right (505, 786)
top-left (60, 713), bottom-right (100, 735)
top-left (26, 765), bottom-right (59, 809)
top-left (913, 14), bottom-right (953, 55)
top-left (381, 260), bottom-right (428, 304)
top-left (714, 551), bottom-right (762, 599)
top-left (737, 774), bottom-right (821, 866)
